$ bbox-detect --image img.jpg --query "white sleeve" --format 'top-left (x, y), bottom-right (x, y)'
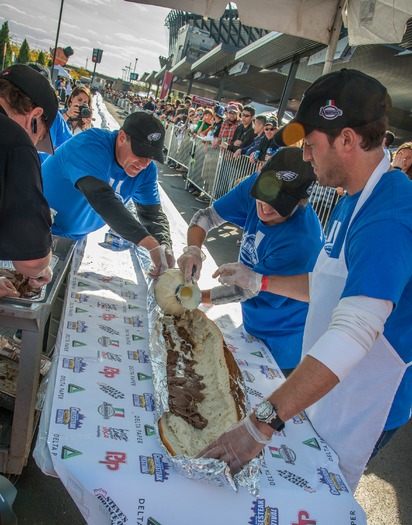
top-left (189, 206), bottom-right (225, 233)
top-left (307, 295), bottom-right (393, 381)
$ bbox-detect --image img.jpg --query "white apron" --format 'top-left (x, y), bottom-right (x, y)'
top-left (302, 157), bottom-right (411, 491)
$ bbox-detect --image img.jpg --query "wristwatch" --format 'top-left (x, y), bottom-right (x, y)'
top-left (254, 400), bottom-right (285, 431)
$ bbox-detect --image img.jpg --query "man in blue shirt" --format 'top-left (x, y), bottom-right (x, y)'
top-left (200, 69), bottom-right (412, 493)
top-left (42, 111), bottom-right (174, 276)
top-left (178, 147), bottom-right (324, 375)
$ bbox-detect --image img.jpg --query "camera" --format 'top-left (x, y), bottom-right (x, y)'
top-left (73, 103), bottom-right (91, 120)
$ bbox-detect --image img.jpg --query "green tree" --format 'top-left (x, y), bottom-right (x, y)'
top-left (37, 50), bottom-right (47, 65)
top-left (16, 38), bottom-right (30, 64)
top-left (0, 21), bottom-right (13, 68)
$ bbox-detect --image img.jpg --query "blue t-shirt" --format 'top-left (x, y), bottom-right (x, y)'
top-left (38, 111), bottom-right (72, 164)
top-left (214, 173), bottom-right (325, 368)
top-left (325, 170), bottom-right (412, 430)
top-left (41, 128), bottom-right (160, 239)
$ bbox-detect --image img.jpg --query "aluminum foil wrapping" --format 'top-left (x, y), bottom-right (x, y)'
top-left (147, 280), bottom-right (262, 496)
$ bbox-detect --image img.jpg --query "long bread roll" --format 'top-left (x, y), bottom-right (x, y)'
top-left (158, 309), bottom-right (246, 457)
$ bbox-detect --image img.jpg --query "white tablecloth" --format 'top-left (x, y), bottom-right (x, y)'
top-left (35, 185), bottom-right (366, 525)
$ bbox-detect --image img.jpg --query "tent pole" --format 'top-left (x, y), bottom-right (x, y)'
top-left (323, 0), bottom-right (344, 74)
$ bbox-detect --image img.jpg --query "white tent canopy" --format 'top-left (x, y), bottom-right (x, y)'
top-left (126, 0), bottom-right (412, 47)
top-left (54, 64), bottom-right (71, 79)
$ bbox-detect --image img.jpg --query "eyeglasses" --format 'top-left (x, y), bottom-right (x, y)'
top-left (265, 127), bottom-right (276, 131)
top-left (242, 113), bottom-right (252, 118)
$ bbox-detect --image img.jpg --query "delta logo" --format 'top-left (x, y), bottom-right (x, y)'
top-left (318, 467), bottom-right (349, 495)
top-left (268, 444), bottom-right (296, 465)
top-left (133, 393), bottom-right (155, 411)
top-left (67, 320), bottom-right (88, 333)
top-left (62, 357), bottom-right (87, 373)
top-left (139, 453), bottom-right (170, 482)
top-left (249, 498), bottom-right (279, 525)
top-left (260, 365), bottom-right (281, 379)
top-left (127, 350), bottom-right (149, 363)
top-left (124, 316), bottom-right (143, 327)
top-left (55, 407), bottom-right (85, 429)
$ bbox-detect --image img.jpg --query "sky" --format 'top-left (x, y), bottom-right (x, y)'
top-left (1, 0), bottom-right (171, 79)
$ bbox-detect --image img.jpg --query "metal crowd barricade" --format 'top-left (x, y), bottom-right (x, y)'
top-left (164, 123), bottom-right (174, 153)
top-left (166, 126), bottom-right (193, 170)
top-left (211, 150), bottom-right (258, 200)
top-left (186, 139), bottom-right (220, 198)
top-left (163, 123), bottom-right (341, 228)
top-left (309, 184), bottom-right (340, 229)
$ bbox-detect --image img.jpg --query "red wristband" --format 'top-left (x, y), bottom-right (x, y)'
top-left (260, 275), bottom-right (269, 291)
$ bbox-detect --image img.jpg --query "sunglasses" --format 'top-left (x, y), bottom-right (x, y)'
top-left (265, 127), bottom-right (276, 131)
top-left (242, 113), bottom-right (252, 118)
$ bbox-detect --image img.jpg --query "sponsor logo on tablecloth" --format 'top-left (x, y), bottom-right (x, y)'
top-left (62, 356), bottom-right (87, 373)
top-left (139, 453), bottom-right (169, 482)
top-left (98, 401), bottom-right (125, 419)
top-left (97, 426), bottom-right (129, 441)
top-left (127, 350), bottom-right (149, 363)
top-left (269, 445), bottom-right (296, 464)
top-left (277, 470), bottom-right (316, 493)
top-left (55, 407), bottom-right (85, 429)
top-left (292, 510), bottom-right (317, 525)
top-left (97, 383), bottom-right (125, 399)
top-left (94, 488), bottom-right (127, 524)
top-left (132, 393), bottom-right (155, 411)
top-left (249, 498), bottom-right (279, 525)
top-left (318, 467), bottom-right (349, 495)
top-left (99, 451), bottom-right (127, 470)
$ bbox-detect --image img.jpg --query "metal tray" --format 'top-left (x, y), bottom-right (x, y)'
top-left (0, 255), bottom-right (59, 305)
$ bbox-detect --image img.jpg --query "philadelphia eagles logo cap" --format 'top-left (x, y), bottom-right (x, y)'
top-left (250, 147), bottom-right (316, 217)
top-left (274, 68), bottom-right (388, 147)
top-left (121, 111), bottom-right (165, 163)
top-left (0, 64), bottom-right (59, 154)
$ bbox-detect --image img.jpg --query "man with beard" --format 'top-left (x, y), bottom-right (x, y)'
top-left (199, 69), bottom-right (412, 493)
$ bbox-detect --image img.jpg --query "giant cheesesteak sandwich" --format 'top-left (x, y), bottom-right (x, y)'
top-left (154, 269), bottom-right (246, 457)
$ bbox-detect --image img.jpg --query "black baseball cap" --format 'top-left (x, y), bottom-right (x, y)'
top-left (121, 111), bottom-right (165, 163)
top-left (250, 147), bottom-right (316, 217)
top-left (0, 64), bottom-right (58, 154)
top-left (274, 69), bottom-right (388, 147)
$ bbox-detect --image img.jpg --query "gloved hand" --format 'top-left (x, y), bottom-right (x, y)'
top-left (148, 245), bottom-right (168, 279)
top-left (197, 415), bottom-right (271, 475)
top-left (212, 262), bottom-right (262, 293)
top-left (163, 245), bottom-right (176, 269)
top-left (0, 277), bottom-right (19, 298)
top-left (177, 245), bottom-right (206, 283)
top-left (28, 266), bottom-right (53, 287)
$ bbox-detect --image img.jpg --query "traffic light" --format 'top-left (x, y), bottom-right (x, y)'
top-left (92, 48), bottom-right (103, 64)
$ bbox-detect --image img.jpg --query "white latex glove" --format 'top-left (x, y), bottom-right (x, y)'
top-left (163, 246), bottom-right (176, 269)
top-left (28, 266), bottom-right (53, 288)
top-left (148, 245), bottom-right (168, 279)
top-left (177, 245), bottom-right (206, 283)
top-left (197, 415), bottom-right (271, 475)
top-left (0, 277), bottom-right (19, 298)
top-left (212, 262), bottom-right (262, 293)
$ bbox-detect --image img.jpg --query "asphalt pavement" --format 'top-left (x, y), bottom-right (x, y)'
top-left (9, 102), bottom-right (412, 524)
